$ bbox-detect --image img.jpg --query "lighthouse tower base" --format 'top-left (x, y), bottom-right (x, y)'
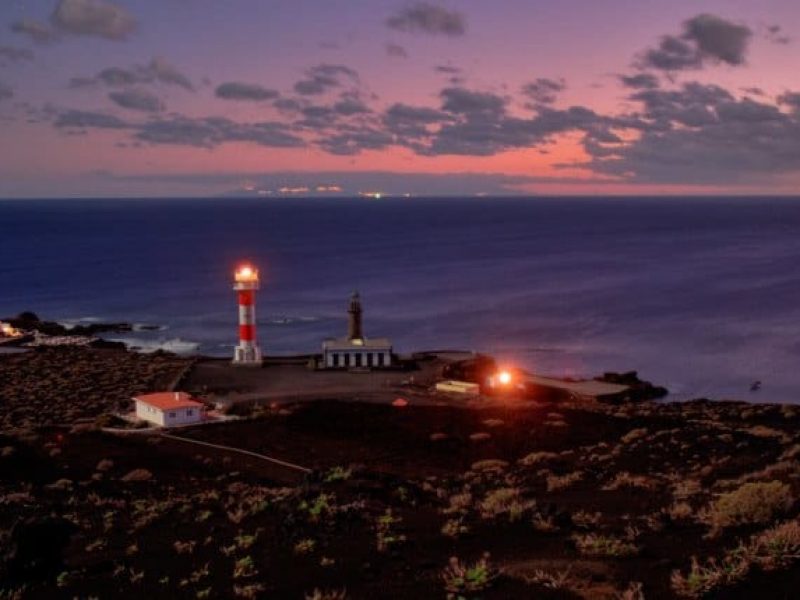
top-left (233, 344), bottom-right (262, 366)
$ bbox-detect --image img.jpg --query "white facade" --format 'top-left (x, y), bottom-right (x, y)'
top-left (133, 392), bottom-right (204, 427)
top-left (322, 338), bottom-right (392, 370)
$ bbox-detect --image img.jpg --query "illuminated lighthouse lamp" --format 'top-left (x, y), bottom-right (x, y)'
top-left (232, 263), bottom-right (263, 366)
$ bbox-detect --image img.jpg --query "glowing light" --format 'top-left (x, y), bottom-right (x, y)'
top-left (235, 264), bottom-right (259, 282)
top-left (497, 370), bottom-right (512, 385)
top-left (0, 322), bottom-right (22, 338)
top-left (392, 398), bottom-right (408, 407)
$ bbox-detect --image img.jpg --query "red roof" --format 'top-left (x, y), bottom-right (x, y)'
top-left (133, 392), bottom-right (204, 411)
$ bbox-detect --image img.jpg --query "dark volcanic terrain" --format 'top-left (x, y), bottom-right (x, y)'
top-left (2, 347), bottom-right (800, 599)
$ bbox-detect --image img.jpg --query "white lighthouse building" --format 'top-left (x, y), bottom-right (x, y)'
top-left (232, 264), bottom-right (262, 366)
top-left (322, 292), bottom-right (392, 369)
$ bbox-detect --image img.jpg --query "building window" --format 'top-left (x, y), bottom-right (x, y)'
top-left (187, 409), bottom-right (193, 416)
top-left (333, 353), bottom-right (339, 367)
top-left (355, 353), bottom-right (361, 367)
top-left (169, 412), bottom-right (176, 418)
top-left (367, 353), bottom-right (373, 367)
top-left (377, 353), bottom-right (384, 367)
top-left (344, 353), bottom-right (350, 367)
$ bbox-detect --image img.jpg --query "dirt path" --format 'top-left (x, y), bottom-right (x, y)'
top-left (159, 432), bottom-right (311, 473)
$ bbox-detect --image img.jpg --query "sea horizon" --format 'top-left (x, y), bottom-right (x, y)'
top-left (3, 195), bottom-right (800, 404)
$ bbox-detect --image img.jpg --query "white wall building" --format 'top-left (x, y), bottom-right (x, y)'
top-left (133, 392), bottom-right (205, 427)
top-left (323, 337), bottom-right (393, 369)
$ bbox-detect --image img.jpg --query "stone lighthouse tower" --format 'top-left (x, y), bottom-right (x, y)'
top-left (348, 291), bottom-right (363, 341)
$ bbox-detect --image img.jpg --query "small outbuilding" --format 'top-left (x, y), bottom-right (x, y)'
top-left (133, 392), bottom-right (205, 427)
top-left (435, 380), bottom-right (481, 396)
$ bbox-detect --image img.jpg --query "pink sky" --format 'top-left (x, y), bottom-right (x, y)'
top-left (2, 0), bottom-right (800, 197)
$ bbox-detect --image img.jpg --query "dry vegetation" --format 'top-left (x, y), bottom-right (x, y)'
top-left (3, 349), bottom-right (800, 598)
top-left (0, 347), bottom-right (189, 429)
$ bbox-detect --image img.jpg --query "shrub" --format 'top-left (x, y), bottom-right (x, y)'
top-left (479, 487), bottom-right (535, 522)
top-left (376, 509), bottom-right (406, 552)
top-left (294, 538), bottom-right (316, 555)
top-left (617, 581), bottom-right (645, 600)
top-left (441, 517), bottom-right (469, 538)
top-left (324, 466), bottom-right (352, 483)
top-left (671, 555), bottom-right (749, 598)
top-left (443, 492), bottom-right (473, 516)
top-left (299, 493), bottom-right (334, 522)
top-left (121, 468), bottom-right (153, 482)
top-left (621, 428), bottom-right (648, 444)
top-left (747, 519), bottom-right (800, 571)
top-left (233, 556), bottom-right (257, 579)
top-left (518, 451), bottom-right (557, 466)
top-left (441, 553), bottom-right (498, 598)
top-left (526, 568), bottom-right (572, 589)
top-left (705, 481), bottom-right (792, 531)
top-left (173, 540), bottom-right (196, 554)
top-left (573, 533), bottom-right (638, 557)
top-left (666, 501), bottom-right (694, 523)
top-left (546, 471), bottom-right (583, 492)
top-left (602, 471), bottom-right (657, 491)
top-left (233, 583), bottom-right (264, 599)
top-left (305, 589), bottom-right (348, 600)
top-left (470, 459), bottom-right (509, 472)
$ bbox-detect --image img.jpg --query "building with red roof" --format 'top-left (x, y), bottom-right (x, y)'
top-left (133, 391), bottom-right (205, 427)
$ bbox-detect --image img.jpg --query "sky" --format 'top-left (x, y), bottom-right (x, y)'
top-left (1, 0), bottom-right (800, 197)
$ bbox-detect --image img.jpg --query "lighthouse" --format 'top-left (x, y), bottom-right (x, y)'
top-left (232, 264), bottom-right (262, 366)
top-left (348, 291), bottom-right (363, 341)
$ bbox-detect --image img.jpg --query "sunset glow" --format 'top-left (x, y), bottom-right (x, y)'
top-left (2, 1), bottom-right (800, 197)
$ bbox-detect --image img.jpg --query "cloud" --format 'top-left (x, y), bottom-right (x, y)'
top-left (215, 82), bottom-right (279, 101)
top-left (109, 88), bottom-right (164, 112)
top-left (619, 73), bottom-right (660, 90)
top-left (293, 64), bottom-right (358, 96)
top-left (51, 0), bottom-right (136, 40)
top-left (440, 87), bottom-right (506, 115)
top-left (147, 57), bottom-right (193, 91)
top-left (385, 43), bottom-right (408, 58)
top-left (0, 82), bottom-right (13, 101)
top-left (777, 92), bottom-right (800, 113)
top-left (641, 36), bottom-right (702, 71)
top-left (135, 117), bottom-right (305, 148)
top-left (579, 82), bottom-right (800, 184)
top-left (10, 19), bottom-right (58, 44)
top-left (333, 96), bottom-right (371, 115)
top-left (71, 57), bottom-right (193, 91)
top-left (639, 14), bottom-right (752, 71)
top-left (684, 14), bottom-right (751, 65)
top-left (521, 78), bottom-right (566, 104)
top-left (386, 2), bottom-right (466, 36)
top-left (0, 46), bottom-right (35, 63)
top-left (765, 24), bottom-right (791, 45)
top-left (54, 109), bottom-right (129, 129)
top-left (317, 126), bottom-right (394, 155)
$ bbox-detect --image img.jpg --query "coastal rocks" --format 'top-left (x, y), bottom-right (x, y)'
top-left (595, 371), bottom-right (669, 402)
top-left (5, 311), bottom-right (149, 337)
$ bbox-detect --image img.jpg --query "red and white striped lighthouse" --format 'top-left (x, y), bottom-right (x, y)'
top-left (232, 264), bottom-right (262, 366)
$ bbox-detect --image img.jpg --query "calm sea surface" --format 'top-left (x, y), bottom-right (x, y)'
top-left (2, 196), bottom-right (800, 403)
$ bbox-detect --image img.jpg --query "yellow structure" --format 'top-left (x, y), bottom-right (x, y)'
top-left (435, 380), bottom-right (481, 396)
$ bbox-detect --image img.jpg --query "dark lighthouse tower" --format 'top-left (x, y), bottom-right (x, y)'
top-left (348, 291), bottom-right (363, 341)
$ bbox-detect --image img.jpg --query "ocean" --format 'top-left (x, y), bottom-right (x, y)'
top-left (1, 196), bottom-right (799, 403)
